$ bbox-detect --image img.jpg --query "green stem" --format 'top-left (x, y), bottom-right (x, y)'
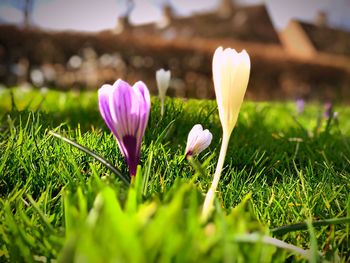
top-left (271, 217), bottom-right (350, 236)
top-left (160, 99), bottom-right (164, 117)
top-left (201, 132), bottom-right (229, 222)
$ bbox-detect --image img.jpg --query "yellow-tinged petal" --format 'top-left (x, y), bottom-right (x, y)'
top-left (212, 46), bottom-right (250, 136)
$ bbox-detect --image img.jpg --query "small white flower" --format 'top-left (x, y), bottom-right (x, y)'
top-left (40, 86), bottom-right (49, 94)
top-left (185, 124), bottom-right (212, 157)
top-left (156, 68), bottom-right (171, 116)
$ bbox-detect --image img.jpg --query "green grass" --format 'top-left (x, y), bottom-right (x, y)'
top-left (0, 86), bottom-right (349, 262)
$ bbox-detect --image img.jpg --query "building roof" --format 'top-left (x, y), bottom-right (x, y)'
top-left (131, 4), bottom-right (280, 45)
top-left (297, 21), bottom-right (350, 56)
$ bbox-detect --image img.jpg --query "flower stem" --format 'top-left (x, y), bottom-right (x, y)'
top-left (201, 132), bottom-right (230, 222)
top-left (160, 100), bottom-right (164, 117)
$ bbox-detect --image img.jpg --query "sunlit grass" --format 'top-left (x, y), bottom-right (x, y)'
top-left (0, 87), bottom-right (349, 262)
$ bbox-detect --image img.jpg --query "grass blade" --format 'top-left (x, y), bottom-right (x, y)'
top-left (49, 131), bottom-right (130, 186)
top-left (271, 217), bottom-right (350, 236)
top-left (233, 233), bottom-right (324, 259)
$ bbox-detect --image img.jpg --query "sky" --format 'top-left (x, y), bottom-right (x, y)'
top-left (0, 0), bottom-right (350, 32)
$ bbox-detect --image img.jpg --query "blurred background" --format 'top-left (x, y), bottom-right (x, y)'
top-left (0, 0), bottom-right (349, 101)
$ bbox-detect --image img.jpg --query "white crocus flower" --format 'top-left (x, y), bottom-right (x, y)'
top-left (156, 69), bottom-right (171, 116)
top-left (202, 47), bottom-right (251, 221)
top-left (185, 124), bottom-right (213, 157)
top-left (212, 47), bottom-right (250, 136)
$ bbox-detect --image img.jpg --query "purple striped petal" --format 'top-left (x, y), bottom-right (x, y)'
top-left (133, 81), bottom-right (151, 150)
top-left (110, 79), bottom-right (132, 136)
top-left (98, 84), bottom-right (117, 137)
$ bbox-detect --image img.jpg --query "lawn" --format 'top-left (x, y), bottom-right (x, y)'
top-left (0, 86), bottom-right (349, 262)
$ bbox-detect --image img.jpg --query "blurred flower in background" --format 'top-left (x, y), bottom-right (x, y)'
top-left (156, 68), bottom-right (171, 116)
top-left (295, 98), bottom-right (305, 114)
top-left (324, 101), bottom-right (333, 119)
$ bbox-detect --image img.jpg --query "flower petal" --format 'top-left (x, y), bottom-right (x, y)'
top-left (109, 79), bottom-right (133, 136)
top-left (132, 81), bottom-right (150, 149)
top-left (98, 84), bottom-right (117, 136)
top-left (194, 129), bottom-right (213, 154)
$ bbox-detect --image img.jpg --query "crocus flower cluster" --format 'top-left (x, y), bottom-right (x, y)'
top-left (98, 79), bottom-right (150, 176)
top-left (185, 124), bottom-right (212, 158)
top-left (98, 46), bottom-right (250, 222)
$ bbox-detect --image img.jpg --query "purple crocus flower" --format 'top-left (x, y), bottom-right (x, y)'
top-left (295, 98), bottom-right (305, 114)
top-left (98, 79), bottom-right (150, 176)
top-left (324, 102), bottom-right (333, 119)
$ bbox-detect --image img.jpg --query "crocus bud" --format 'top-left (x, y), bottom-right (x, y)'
top-left (185, 124), bottom-right (212, 158)
top-left (202, 47), bottom-right (251, 222)
top-left (156, 69), bottom-right (171, 116)
top-left (212, 47), bottom-right (250, 137)
top-left (98, 79), bottom-right (150, 176)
